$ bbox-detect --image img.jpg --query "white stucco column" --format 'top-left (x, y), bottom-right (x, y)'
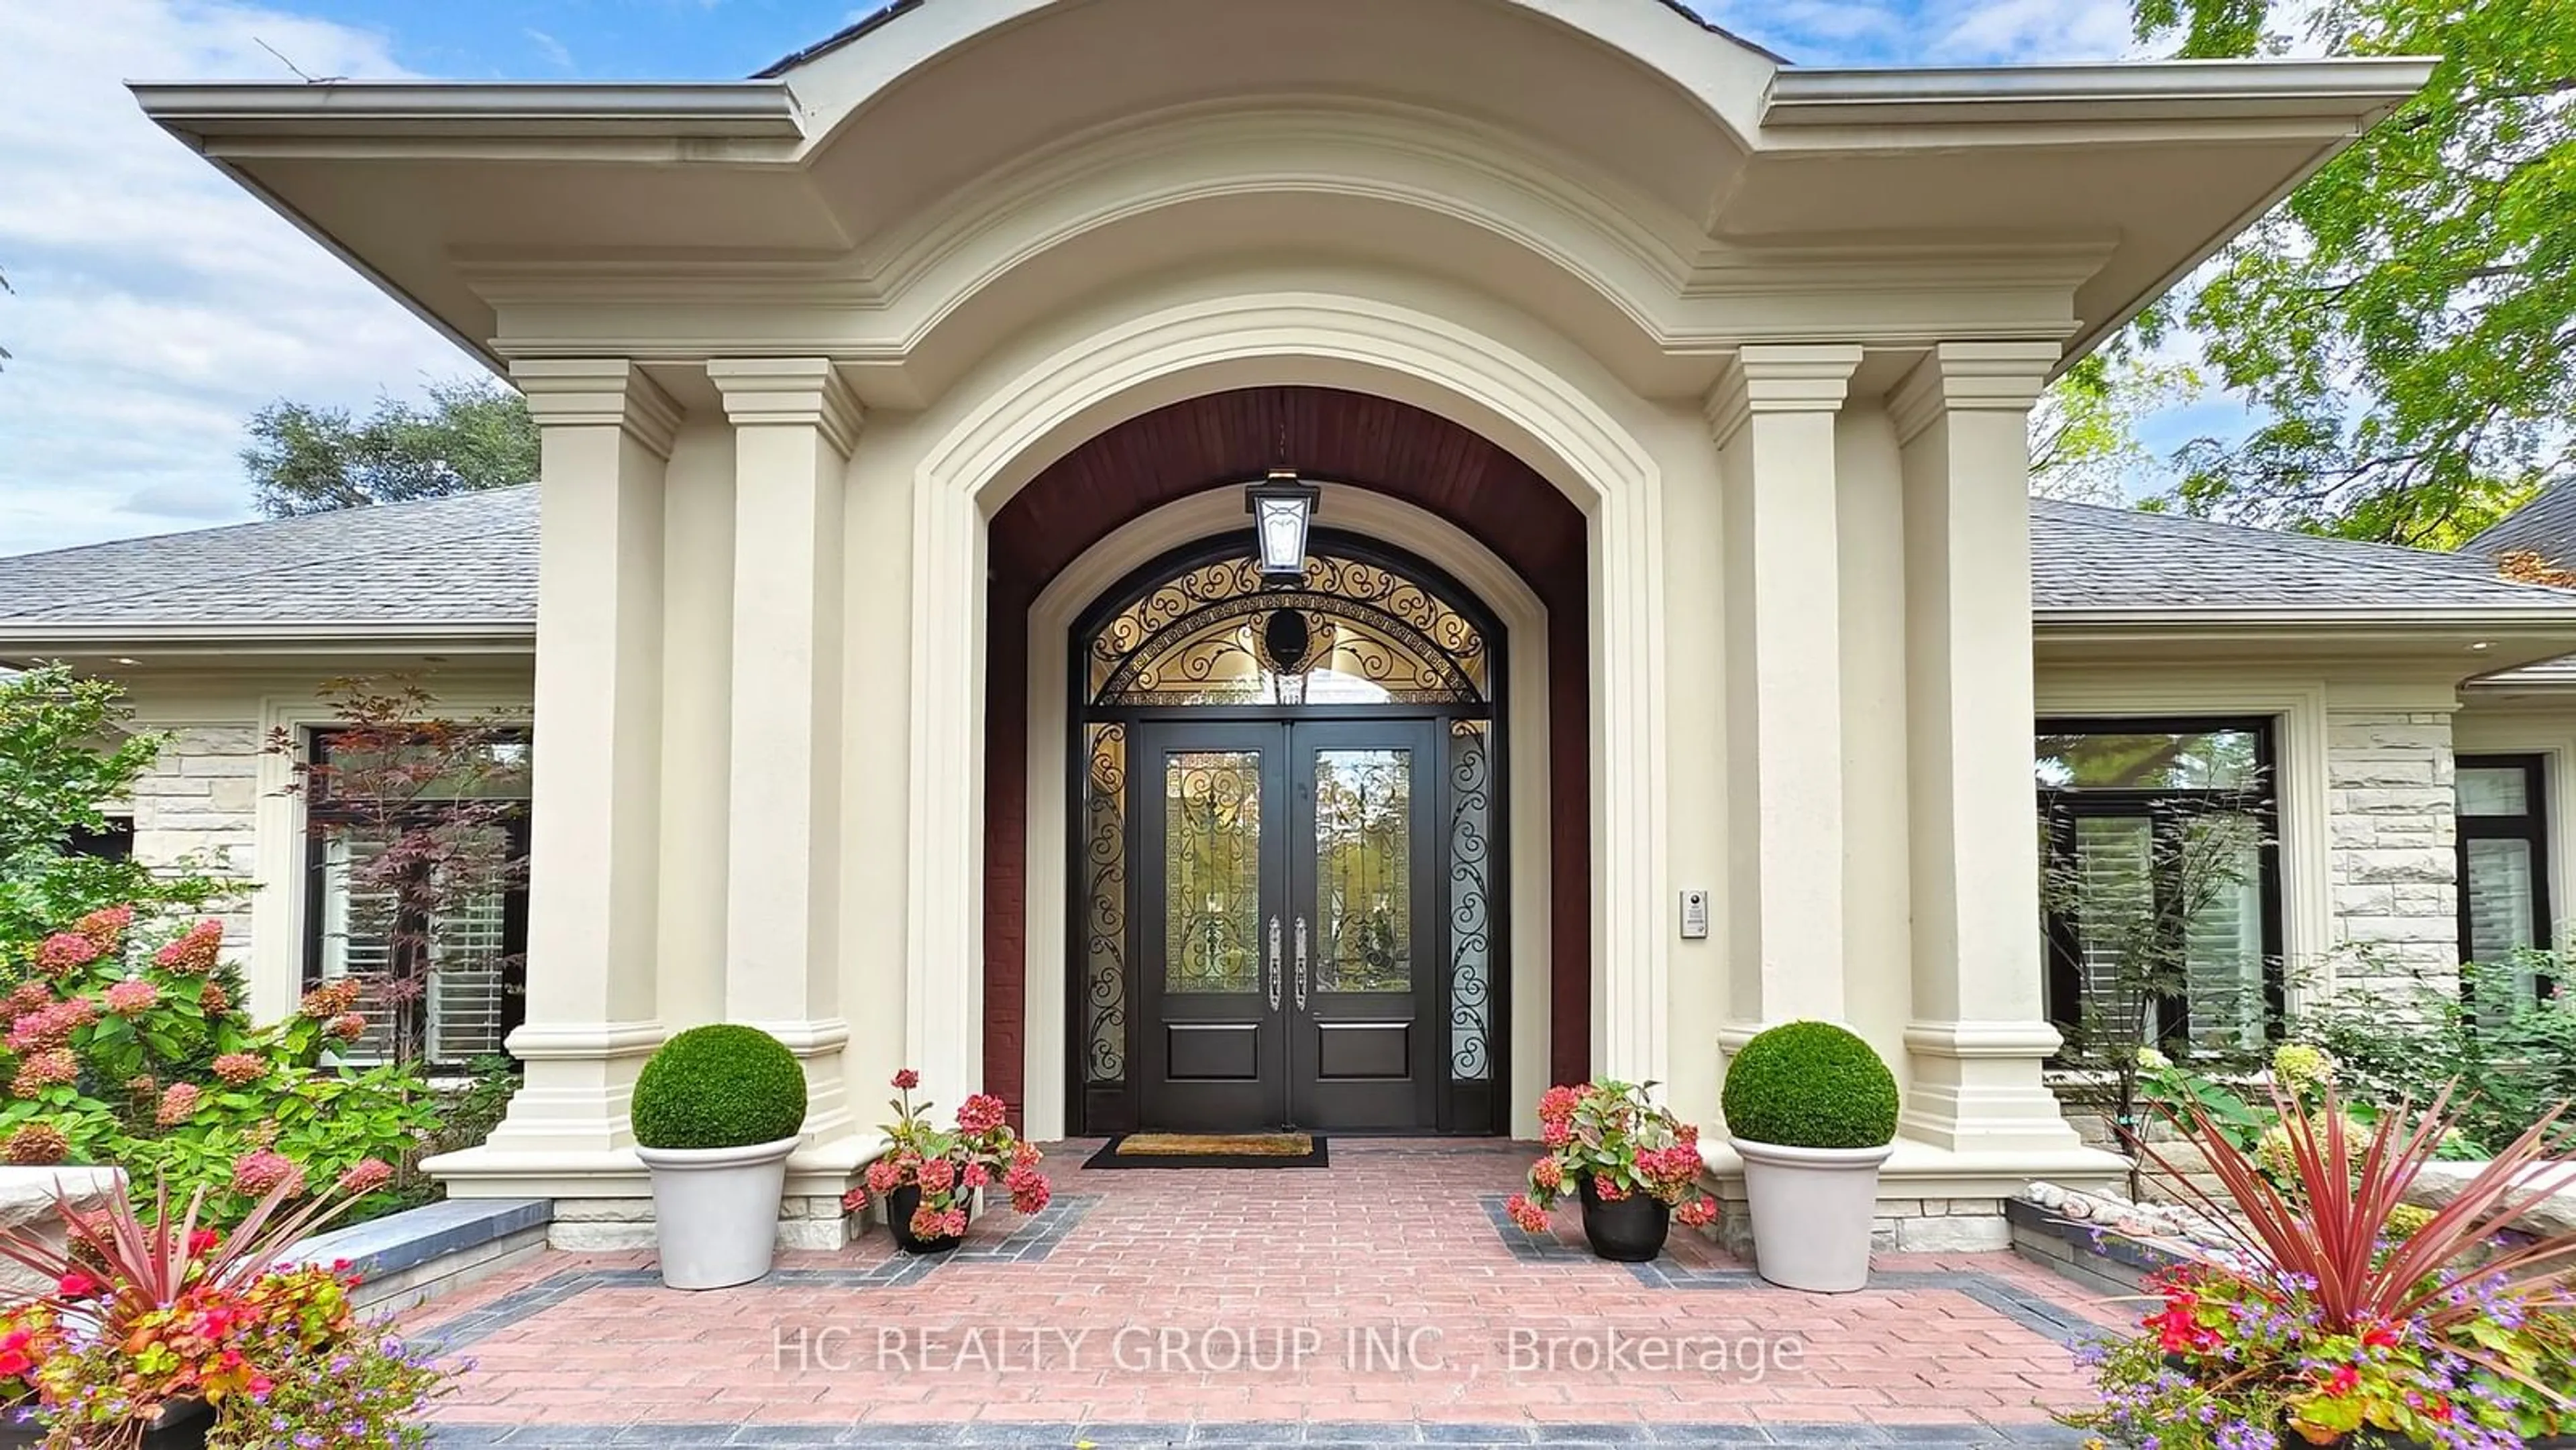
top-left (468, 359), bottom-right (678, 1162)
top-left (1709, 345), bottom-right (1863, 1061)
top-left (1892, 342), bottom-right (2086, 1154)
top-left (708, 358), bottom-right (864, 1150)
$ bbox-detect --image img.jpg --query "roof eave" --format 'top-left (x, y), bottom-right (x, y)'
top-left (0, 622), bottom-right (538, 659)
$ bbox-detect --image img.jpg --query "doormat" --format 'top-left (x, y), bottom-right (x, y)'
top-left (1083, 1133), bottom-right (1330, 1169)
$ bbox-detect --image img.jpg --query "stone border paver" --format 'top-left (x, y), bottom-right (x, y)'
top-left (418, 1196), bottom-right (1099, 1355)
top-left (427, 1423), bottom-right (2090, 1447)
top-left (1478, 1195), bottom-right (2108, 1345)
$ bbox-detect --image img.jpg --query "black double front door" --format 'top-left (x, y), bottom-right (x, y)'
top-left (1134, 718), bottom-right (1439, 1132)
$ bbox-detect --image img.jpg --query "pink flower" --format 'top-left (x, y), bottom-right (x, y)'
top-left (56, 1272), bottom-right (101, 1302)
top-left (956, 1093), bottom-right (1008, 1135)
top-left (231, 1149), bottom-right (305, 1199)
top-left (102, 978), bottom-right (158, 1016)
top-left (329, 1012), bottom-right (368, 1042)
top-left (156, 1082), bottom-right (202, 1125)
top-left (840, 1186), bottom-right (869, 1215)
top-left (908, 1203), bottom-right (949, 1241)
top-left (299, 978), bottom-right (362, 1018)
top-left (10, 1050), bottom-right (78, 1097)
top-left (34, 934), bottom-right (100, 977)
top-left (0, 984), bottom-right (52, 1027)
top-left (1540, 1119), bottom-right (1572, 1150)
top-left (962, 1162), bottom-right (990, 1190)
top-left (1531, 1157), bottom-right (1563, 1192)
top-left (917, 1157), bottom-right (957, 1195)
top-left (199, 981), bottom-right (230, 1016)
top-left (1674, 1197), bottom-right (1718, 1229)
top-left (334, 1158), bottom-right (394, 1196)
top-left (1537, 1084), bottom-right (1587, 1127)
top-left (1593, 1175), bottom-right (1630, 1203)
top-left (212, 1053), bottom-right (265, 1086)
top-left (74, 905), bottom-right (132, 953)
top-left (154, 919), bottom-right (223, 976)
top-left (941, 1208), bottom-right (969, 1238)
top-left (892, 1068), bottom-right (921, 1091)
top-left (3, 1125), bottom-right (66, 1165)
top-left (864, 1158), bottom-right (904, 1194)
top-left (1504, 1192), bottom-right (1550, 1233)
top-left (1004, 1162), bottom-right (1051, 1217)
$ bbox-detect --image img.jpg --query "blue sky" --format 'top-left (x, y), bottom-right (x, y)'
top-left (0, 0), bottom-right (2220, 555)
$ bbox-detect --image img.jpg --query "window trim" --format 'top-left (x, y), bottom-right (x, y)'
top-left (299, 726), bottom-right (531, 1068)
top-left (2455, 752), bottom-right (2553, 992)
top-left (2037, 715), bottom-right (2287, 1053)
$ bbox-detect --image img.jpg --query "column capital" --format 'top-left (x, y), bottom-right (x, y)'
top-left (1888, 341), bottom-right (2061, 445)
top-left (508, 358), bottom-right (682, 458)
top-left (1705, 344), bottom-right (1864, 448)
top-left (707, 357), bottom-right (865, 456)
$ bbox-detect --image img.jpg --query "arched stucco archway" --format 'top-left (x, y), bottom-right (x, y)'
top-left (901, 292), bottom-right (1674, 1119)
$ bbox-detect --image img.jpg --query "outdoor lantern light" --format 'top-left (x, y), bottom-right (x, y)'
top-left (1246, 469), bottom-right (1320, 583)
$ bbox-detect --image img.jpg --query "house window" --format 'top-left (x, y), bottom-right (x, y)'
top-left (2455, 754), bottom-right (2552, 1000)
top-left (303, 729), bottom-right (531, 1069)
top-left (65, 816), bottom-right (135, 861)
top-left (2036, 720), bottom-right (2284, 1055)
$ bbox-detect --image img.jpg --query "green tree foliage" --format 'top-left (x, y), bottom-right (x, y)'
top-left (2132, 0), bottom-right (2573, 544)
top-left (242, 374), bottom-right (537, 517)
top-left (2030, 348), bottom-right (2202, 505)
top-left (0, 665), bottom-right (227, 942)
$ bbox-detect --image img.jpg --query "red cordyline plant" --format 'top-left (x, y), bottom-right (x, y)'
top-left (841, 1069), bottom-right (1051, 1245)
top-left (2061, 1080), bottom-right (2576, 1447)
top-left (0, 1174), bottom-right (447, 1449)
top-left (2138, 1082), bottom-right (2576, 1336)
top-left (0, 1173), bottom-right (352, 1337)
top-left (1506, 1079), bottom-right (1718, 1233)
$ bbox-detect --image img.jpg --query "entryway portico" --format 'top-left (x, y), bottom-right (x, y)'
top-left (132, 0), bottom-right (2430, 1243)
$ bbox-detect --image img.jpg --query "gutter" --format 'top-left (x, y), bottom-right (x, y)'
top-left (1762, 58), bottom-right (2436, 127)
top-left (0, 622), bottom-right (537, 663)
top-left (129, 81), bottom-right (806, 141)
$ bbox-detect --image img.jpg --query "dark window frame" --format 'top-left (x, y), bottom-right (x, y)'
top-left (299, 726), bottom-right (531, 1068)
top-left (2455, 752), bottom-right (2554, 995)
top-left (2037, 715), bottom-right (2286, 1053)
top-left (65, 817), bottom-right (136, 862)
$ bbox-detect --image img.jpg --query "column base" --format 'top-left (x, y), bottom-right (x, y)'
top-left (468, 1019), bottom-right (664, 1158)
top-left (1899, 1019), bottom-right (2092, 1154)
top-left (740, 1017), bottom-right (857, 1146)
top-left (1698, 1135), bottom-right (2131, 1256)
top-left (426, 1132), bottom-right (888, 1251)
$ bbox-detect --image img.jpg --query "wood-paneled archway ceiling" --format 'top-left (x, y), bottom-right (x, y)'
top-left (987, 387), bottom-right (1587, 608)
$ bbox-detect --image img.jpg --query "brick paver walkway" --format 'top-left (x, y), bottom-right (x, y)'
top-left (405, 1141), bottom-right (2129, 1447)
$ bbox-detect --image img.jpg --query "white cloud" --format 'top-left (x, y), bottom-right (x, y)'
top-left (524, 27), bottom-right (574, 71)
top-left (0, 1), bottom-right (480, 556)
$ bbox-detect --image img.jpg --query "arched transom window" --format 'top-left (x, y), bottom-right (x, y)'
top-left (1085, 551), bottom-right (1490, 708)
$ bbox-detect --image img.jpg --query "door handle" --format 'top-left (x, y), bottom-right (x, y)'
top-left (1294, 915), bottom-right (1310, 1010)
top-left (1267, 915), bottom-right (1283, 1011)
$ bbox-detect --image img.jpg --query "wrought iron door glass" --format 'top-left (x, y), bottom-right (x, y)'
top-left (1313, 748), bottom-right (1413, 992)
top-left (1164, 750), bottom-right (1265, 994)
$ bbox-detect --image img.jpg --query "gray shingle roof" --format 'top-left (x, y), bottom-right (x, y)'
top-left (2466, 483), bottom-right (2576, 565)
top-left (0, 487), bottom-right (537, 633)
top-left (2029, 497), bottom-right (2573, 613)
top-left (4, 488), bottom-right (2574, 641)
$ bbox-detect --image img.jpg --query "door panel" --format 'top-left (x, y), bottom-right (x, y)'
top-left (1134, 725), bottom-right (1287, 1130)
top-left (1291, 721), bottom-right (1440, 1129)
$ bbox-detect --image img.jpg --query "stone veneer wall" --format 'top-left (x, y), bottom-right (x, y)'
top-left (2324, 707), bottom-right (2460, 997)
top-left (127, 724), bottom-right (264, 950)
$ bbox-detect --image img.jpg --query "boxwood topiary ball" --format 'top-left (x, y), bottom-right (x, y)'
top-left (631, 1024), bottom-right (809, 1151)
top-left (1721, 1021), bottom-right (1900, 1151)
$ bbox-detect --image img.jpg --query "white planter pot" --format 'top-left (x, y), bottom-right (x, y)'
top-left (1732, 1137), bottom-right (1894, 1293)
top-left (635, 1137), bottom-right (799, 1290)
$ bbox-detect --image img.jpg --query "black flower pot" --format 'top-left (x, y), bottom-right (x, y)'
top-left (885, 1183), bottom-right (967, 1255)
top-left (1577, 1174), bottom-right (1670, 1262)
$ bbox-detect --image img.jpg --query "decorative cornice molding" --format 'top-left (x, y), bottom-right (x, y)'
top-left (1887, 341), bottom-right (2060, 446)
top-left (1703, 343), bottom-right (1864, 448)
top-left (508, 358), bottom-right (682, 457)
top-left (706, 357), bottom-right (865, 456)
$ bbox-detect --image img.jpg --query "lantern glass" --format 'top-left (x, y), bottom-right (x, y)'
top-left (1246, 477), bottom-right (1316, 581)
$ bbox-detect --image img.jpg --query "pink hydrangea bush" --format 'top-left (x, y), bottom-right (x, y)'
top-left (1505, 1079), bottom-right (1720, 1235)
top-left (841, 1070), bottom-right (1053, 1246)
top-left (0, 909), bottom-right (440, 1227)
